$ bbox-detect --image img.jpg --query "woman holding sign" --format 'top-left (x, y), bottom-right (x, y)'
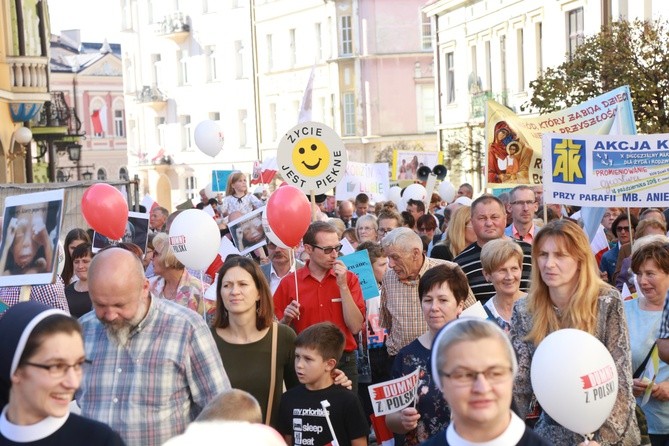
top-left (625, 238), bottom-right (669, 446)
top-left (385, 263), bottom-right (468, 445)
top-left (511, 219), bottom-right (639, 445)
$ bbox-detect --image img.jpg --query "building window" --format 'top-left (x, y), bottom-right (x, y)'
top-left (500, 35), bottom-right (507, 103)
top-left (418, 84), bottom-right (435, 132)
top-left (114, 109), bottom-right (125, 137)
top-left (340, 16), bottom-right (352, 55)
top-left (567, 8), bottom-right (584, 61)
top-left (209, 112), bottom-right (220, 121)
top-left (97, 168), bottom-right (107, 181)
top-left (266, 34), bottom-right (274, 71)
top-left (485, 41), bottom-right (492, 91)
top-left (119, 167), bottom-right (129, 181)
top-left (151, 54), bottom-right (161, 86)
top-left (343, 92), bottom-right (355, 136)
top-left (269, 103), bottom-right (277, 142)
top-left (421, 13), bottom-right (433, 51)
top-left (235, 40), bottom-right (245, 78)
top-left (206, 45), bottom-right (219, 82)
top-left (289, 29), bottom-right (296, 66)
top-left (180, 115), bottom-right (192, 151)
top-left (238, 109), bottom-right (248, 147)
top-left (178, 50), bottom-right (189, 85)
top-left (517, 28), bottom-right (525, 92)
top-left (536, 22), bottom-right (543, 75)
top-left (185, 176), bottom-right (197, 200)
top-left (468, 45), bottom-right (481, 94)
top-left (446, 52), bottom-right (455, 104)
top-left (315, 23), bottom-right (323, 60)
top-left (56, 170), bottom-right (67, 182)
top-left (155, 117), bottom-right (165, 149)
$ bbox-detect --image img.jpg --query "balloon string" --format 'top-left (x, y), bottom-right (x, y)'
top-left (198, 270), bottom-right (206, 321)
top-left (292, 247), bottom-right (300, 320)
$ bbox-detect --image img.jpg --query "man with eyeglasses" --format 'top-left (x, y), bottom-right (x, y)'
top-left (274, 221), bottom-right (365, 392)
top-left (455, 195), bottom-right (532, 304)
top-left (504, 185), bottom-right (538, 244)
top-left (377, 210), bottom-right (403, 242)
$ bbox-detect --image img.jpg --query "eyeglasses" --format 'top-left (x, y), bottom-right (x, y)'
top-left (440, 366), bottom-right (512, 386)
top-left (23, 359), bottom-right (92, 378)
top-left (309, 244), bottom-right (343, 254)
top-left (378, 228), bottom-right (395, 235)
top-left (511, 200), bottom-right (536, 207)
top-left (357, 226), bottom-right (376, 232)
top-left (616, 226), bottom-right (630, 233)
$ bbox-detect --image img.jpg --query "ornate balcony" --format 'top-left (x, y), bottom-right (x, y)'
top-left (6, 56), bottom-right (49, 93)
top-left (136, 86), bottom-right (167, 110)
top-left (155, 12), bottom-right (190, 43)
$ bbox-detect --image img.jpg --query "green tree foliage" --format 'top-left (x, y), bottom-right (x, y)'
top-left (523, 19), bottom-right (669, 134)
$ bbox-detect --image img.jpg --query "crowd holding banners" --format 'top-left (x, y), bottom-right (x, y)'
top-left (543, 132), bottom-right (669, 208)
top-left (485, 85), bottom-right (636, 188)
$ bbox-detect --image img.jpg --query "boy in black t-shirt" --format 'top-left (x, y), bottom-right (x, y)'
top-left (278, 322), bottom-right (368, 446)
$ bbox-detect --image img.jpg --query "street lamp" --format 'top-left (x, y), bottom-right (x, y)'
top-left (9, 126), bottom-right (33, 160)
top-left (82, 170), bottom-right (93, 181)
top-left (67, 143), bottom-right (82, 162)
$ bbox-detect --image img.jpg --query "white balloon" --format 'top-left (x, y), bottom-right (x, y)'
top-left (398, 194), bottom-right (409, 212)
top-left (168, 209), bottom-right (221, 270)
top-left (262, 206), bottom-right (289, 249)
top-left (403, 183), bottom-right (427, 202)
top-left (531, 328), bottom-right (618, 436)
top-left (387, 186), bottom-right (402, 205)
top-left (194, 120), bottom-right (224, 157)
top-left (438, 182), bottom-right (456, 204)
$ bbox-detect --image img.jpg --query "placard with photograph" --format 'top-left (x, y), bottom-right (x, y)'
top-left (0, 189), bottom-right (64, 286)
top-left (92, 211), bottom-right (150, 253)
top-left (227, 206), bottom-right (267, 255)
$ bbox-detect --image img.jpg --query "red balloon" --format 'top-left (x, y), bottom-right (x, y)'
top-left (81, 183), bottom-right (129, 240)
top-left (266, 186), bottom-right (311, 247)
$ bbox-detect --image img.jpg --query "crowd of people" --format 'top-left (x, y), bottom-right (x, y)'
top-left (1, 174), bottom-right (669, 446)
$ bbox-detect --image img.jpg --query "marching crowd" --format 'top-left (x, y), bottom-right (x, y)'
top-left (1, 174), bottom-right (669, 446)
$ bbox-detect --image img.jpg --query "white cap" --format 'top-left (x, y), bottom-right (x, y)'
top-left (454, 196), bottom-right (473, 206)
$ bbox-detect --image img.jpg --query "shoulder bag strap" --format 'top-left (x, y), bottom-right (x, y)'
top-left (265, 321), bottom-right (278, 425)
top-left (633, 343), bottom-right (656, 379)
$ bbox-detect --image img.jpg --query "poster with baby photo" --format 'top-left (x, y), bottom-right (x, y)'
top-left (227, 206), bottom-right (267, 255)
top-left (0, 189), bottom-right (64, 286)
top-left (92, 211), bottom-right (150, 253)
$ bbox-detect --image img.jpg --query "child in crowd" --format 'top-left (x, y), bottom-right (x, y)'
top-left (278, 322), bottom-right (368, 446)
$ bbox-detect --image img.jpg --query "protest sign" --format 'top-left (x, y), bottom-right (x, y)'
top-left (340, 249), bottom-right (379, 300)
top-left (392, 150), bottom-right (443, 181)
top-left (485, 86), bottom-right (636, 188)
top-left (368, 368), bottom-right (421, 417)
top-left (542, 133), bottom-right (669, 207)
top-left (335, 161), bottom-right (389, 203)
top-left (277, 121), bottom-right (347, 195)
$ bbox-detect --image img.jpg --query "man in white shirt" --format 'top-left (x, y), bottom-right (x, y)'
top-left (260, 239), bottom-right (304, 294)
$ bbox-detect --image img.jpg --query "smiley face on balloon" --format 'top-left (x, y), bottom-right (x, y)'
top-left (292, 137), bottom-right (330, 177)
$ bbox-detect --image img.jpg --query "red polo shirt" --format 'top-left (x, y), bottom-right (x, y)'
top-left (273, 262), bottom-right (366, 352)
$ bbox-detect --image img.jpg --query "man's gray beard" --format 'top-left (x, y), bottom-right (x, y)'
top-left (101, 299), bottom-right (148, 348)
top-left (104, 322), bottom-right (133, 347)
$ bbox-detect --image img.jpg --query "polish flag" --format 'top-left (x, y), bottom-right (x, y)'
top-left (205, 237), bottom-right (241, 282)
top-left (590, 224), bottom-right (609, 267)
top-left (140, 194), bottom-right (159, 212)
top-left (370, 414), bottom-right (395, 446)
top-left (250, 157), bottom-right (278, 185)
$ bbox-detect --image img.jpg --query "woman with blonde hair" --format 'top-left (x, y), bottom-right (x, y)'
top-left (511, 219), bottom-right (639, 445)
top-left (220, 172), bottom-right (264, 219)
top-left (149, 233), bottom-right (216, 325)
top-left (431, 206), bottom-right (475, 261)
top-left (481, 238), bottom-right (525, 332)
top-left (355, 214), bottom-right (378, 243)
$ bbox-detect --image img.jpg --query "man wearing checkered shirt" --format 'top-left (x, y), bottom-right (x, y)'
top-left (658, 294), bottom-right (669, 362)
top-left (75, 248), bottom-right (230, 446)
top-left (380, 228), bottom-right (475, 374)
